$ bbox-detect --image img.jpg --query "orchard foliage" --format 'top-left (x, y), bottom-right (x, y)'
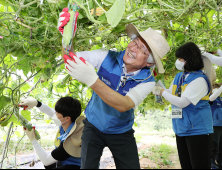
top-left (1, 0), bottom-right (222, 127)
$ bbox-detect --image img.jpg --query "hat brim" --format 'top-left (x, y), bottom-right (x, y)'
top-left (126, 24), bottom-right (165, 73)
top-left (202, 55), bottom-right (216, 92)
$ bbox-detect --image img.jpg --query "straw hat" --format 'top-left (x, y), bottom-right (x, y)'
top-left (63, 115), bottom-right (85, 158)
top-left (126, 24), bottom-right (170, 73)
top-left (202, 55), bottom-right (216, 92)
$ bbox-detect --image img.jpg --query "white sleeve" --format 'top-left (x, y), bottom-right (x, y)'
top-left (210, 85), bottom-right (222, 101)
top-left (157, 80), bottom-right (173, 93)
top-left (76, 49), bottom-right (109, 70)
top-left (38, 104), bottom-right (55, 118)
top-left (32, 140), bottom-right (57, 166)
top-left (203, 52), bottom-right (222, 66)
top-left (162, 91), bottom-right (191, 108)
top-left (217, 49), bottom-right (222, 57)
top-left (181, 77), bottom-right (209, 105)
top-left (126, 82), bottom-right (155, 108)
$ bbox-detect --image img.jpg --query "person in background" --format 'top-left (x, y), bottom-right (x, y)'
top-left (156, 42), bottom-right (215, 169)
top-left (19, 96), bottom-right (85, 169)
top-left (58, 8), bottom-right (170, 169)
top-left (203, 49), bottom-right (222, 66)
top-left (203, 49), bottom-right (222, 169)
top-left (209, 82), bottom-right (222, 169)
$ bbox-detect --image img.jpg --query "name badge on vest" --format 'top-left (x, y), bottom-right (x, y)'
top-left (172, 104), bottom-right (182, 119)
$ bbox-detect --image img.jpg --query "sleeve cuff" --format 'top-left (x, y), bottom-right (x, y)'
top-left (218, 49), bottom-right (222, 57)
top-left (36, 101), bottom-right (42, 107)
top-left (31, 140), bottom-right (39, 145)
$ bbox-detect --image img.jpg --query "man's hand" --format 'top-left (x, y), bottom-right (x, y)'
top-left (19, 97), bottom-right (38, 110)
top-left (24, 128), bottom-right (36, 142)
top-left (57, 8), bottom-right (70, 34)
top-left (65, 56), bottom-right (98, 87)
top-left (160, 89), bottom-right (165, 96)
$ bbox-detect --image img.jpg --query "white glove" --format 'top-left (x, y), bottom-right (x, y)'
top-left (24, 128), bottom-right (36, 142)
top-left (19, 97), bottom-right (38, 110)
top-left (65, 57), bottom-right (99, 87)
top-left (152, 85), bottom-right (163, 95)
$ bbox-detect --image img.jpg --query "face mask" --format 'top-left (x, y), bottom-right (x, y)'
top-left (52, 114), bottom-right (68, 126)
top-left (212, 88), bottom-right (218, 93)
top-left (175, 59), bottom-right (185, 71)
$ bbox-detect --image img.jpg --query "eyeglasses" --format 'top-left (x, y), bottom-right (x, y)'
top-left (129, 38), bottom-right (150, 56)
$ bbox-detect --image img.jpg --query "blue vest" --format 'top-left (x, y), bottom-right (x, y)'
top-left (85, 50), bottom-right (155, 134)
top-left (211, 97), bottom-right (222, 126)
top-left (54, 123), bottom-right (81, 167)
top-left (172, 71), bottom-right (213, 136)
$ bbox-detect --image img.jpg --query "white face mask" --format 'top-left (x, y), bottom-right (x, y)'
top-left (52, 114), bottom-right (67, 126)
top-left (175, 59), bottom-right (185, 71)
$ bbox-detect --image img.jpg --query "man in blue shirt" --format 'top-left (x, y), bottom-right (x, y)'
top-left (60, 21), bottom-right (170, 168)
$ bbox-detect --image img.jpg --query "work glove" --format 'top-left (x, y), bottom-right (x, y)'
top-left (24, 128), bottom-right (36, 142)
top-left (152, 85), bottom-right (163, 96)
top-left (57, 7), bottom-right (70, 34)
top-left (19, 97), bottom-right (38, 110)
top-left (64, 55), bottom-right (98, 87)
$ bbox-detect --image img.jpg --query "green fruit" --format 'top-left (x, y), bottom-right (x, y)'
top-left (63, 10), bottom-right (75, 48)
top-left (34, 130), bottom-right (41, 140)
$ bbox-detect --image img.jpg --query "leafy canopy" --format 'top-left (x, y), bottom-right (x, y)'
top-left (1, 0), bottom-right (222, 126)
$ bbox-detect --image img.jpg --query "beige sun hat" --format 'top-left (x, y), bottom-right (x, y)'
top-left (202, 55), bottom-right (217, 92)
top-left (63, 115), bottom-right (85, 158)
top-left (126, 23), bottom-right (170, 73)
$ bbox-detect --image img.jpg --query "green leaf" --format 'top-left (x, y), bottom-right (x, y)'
top-left (105, 0), bottom-right (125, 27)
top-left (21, 110), bottom-right (31, 121)
top-left (175, 33), bottom-right (184, 44)
top-left (20, 83), bottom-right (31, 92)
top-left (0, 25), bottom-right (10, 36)
top-left (1, 121), bottom-right (9, 127)
top-left (15, 131), bottom-right (23, 137)
top-left (98, 13), bottom-right (106, 21)
top-left (2, 134), bottom-right (7, 141)
top-left (0, 95), bottom-right (11, 111)
top-left (44, 119), bottom-right (52, 124)
top-left (111, 25), bottom-right (125, 33)
top-left (102, 0), bottom-right (116, 6)
top-left (9, 114), bottom-right (21, 126)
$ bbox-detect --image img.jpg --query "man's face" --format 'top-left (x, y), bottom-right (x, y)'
top-left (123, 37), bottom-right (151, 70)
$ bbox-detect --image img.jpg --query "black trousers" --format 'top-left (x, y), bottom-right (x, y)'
top-left (176, 134), bottom-right (212, 169)
top-left (45, 162), bottom-right (80, 169)
top-left (211, 126), bottom-right (222, 169)
top-left (81, 119), bottom-right (140, 169)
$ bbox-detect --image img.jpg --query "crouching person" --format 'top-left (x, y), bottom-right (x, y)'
top-left (20, 96), bottom-right (85, 169)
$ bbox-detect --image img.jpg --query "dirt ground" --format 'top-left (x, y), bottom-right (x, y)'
top-left (138, 143), bottom-right (181, 169)
top-left (4, 135), bottom-right (181, 169)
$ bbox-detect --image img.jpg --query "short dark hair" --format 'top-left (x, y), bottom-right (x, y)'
top-left (55, 97), bottom-right (81, 122)
top-left (175, 42), bottom-right (204, 71)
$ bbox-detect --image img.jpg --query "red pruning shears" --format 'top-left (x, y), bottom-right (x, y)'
top-left (18, 105), bottom-right (28, 110)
